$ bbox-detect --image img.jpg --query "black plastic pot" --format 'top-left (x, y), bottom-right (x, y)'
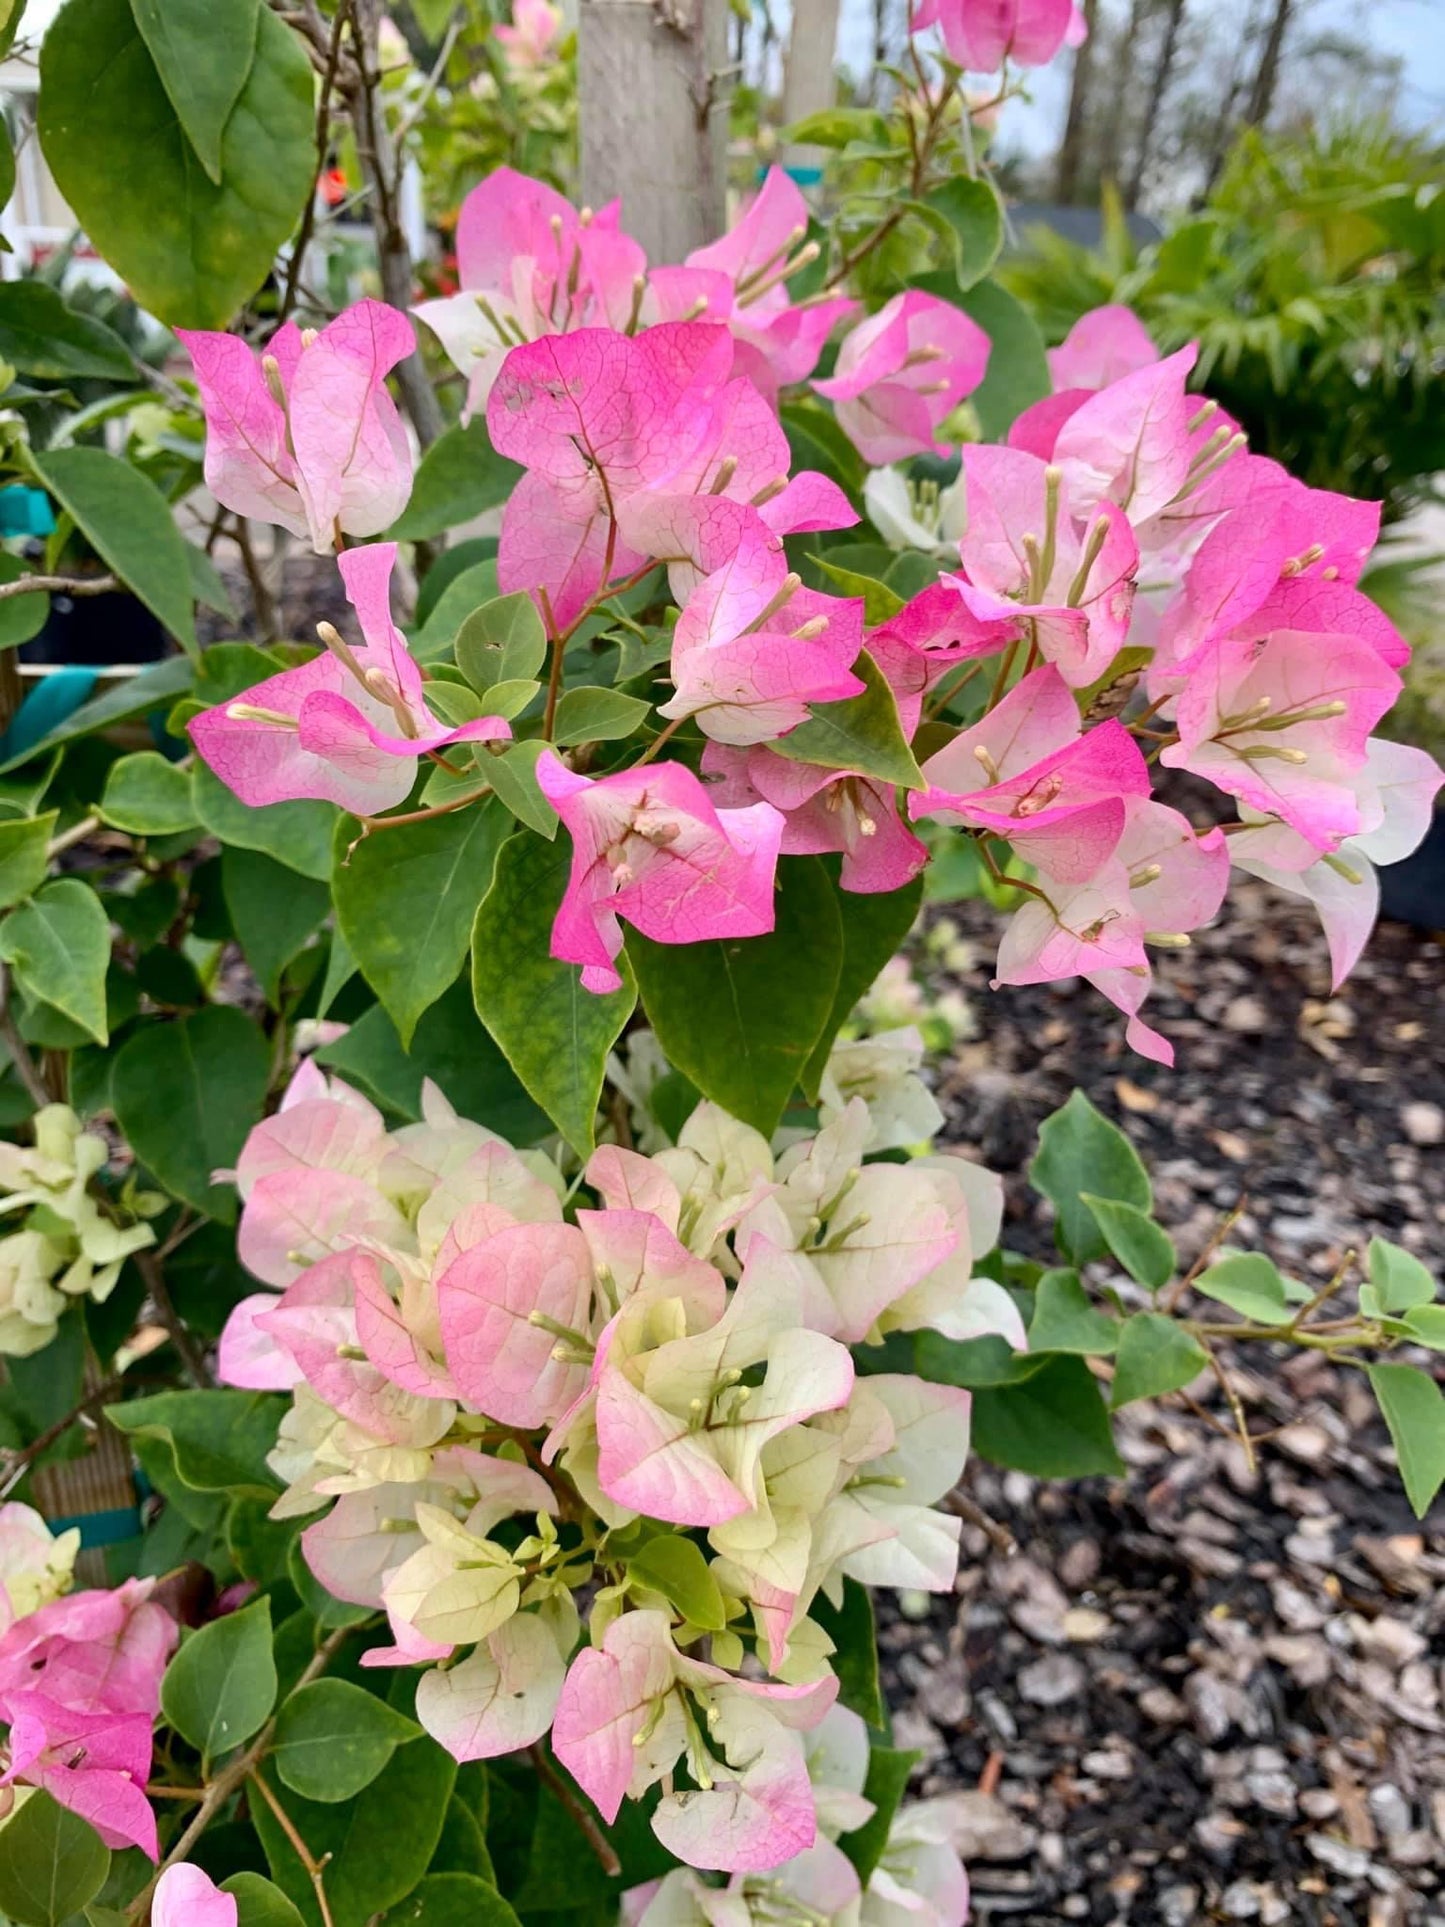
top-left (1380, 808), bottom-right (1445, 932)
top-left (22, 586), bottom-right (168, 667)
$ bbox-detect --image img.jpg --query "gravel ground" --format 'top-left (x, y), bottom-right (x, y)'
top-left (887, 884), bottom-right (1445, 1925)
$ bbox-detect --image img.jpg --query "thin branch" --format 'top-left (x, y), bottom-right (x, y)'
top-left (280, 0), bottom-right (354, 323)
top-left (248, 1770), bottom-right (337, 1927)
top-left (0, 571), bottom-right (117, 603)
top-left (47, 815), bottom-right (101, 860)
top-left (528, 1744), bottom-right (622, 1878)
top-left (944, 1485), bottom-right (1017, 1558)
top-left (0, 962), bottom-right (53, 1109)
top-left (0, 1375), bottom-right (126, 1502)
top-left (232, 517), bottom-right (280, 641)
top-left (136, 1249), bottom-right (213, 1389)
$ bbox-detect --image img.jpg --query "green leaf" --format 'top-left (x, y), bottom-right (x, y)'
top-left (409, 561), bottom-right (503, 665)
top-left (1029, 1089), bottom-right (1151, 1265)
top-left (1402, 1305), bottom-right (1445, 1350)
top-left (471, 830), bottom-right (635, 1153)
top-left (0, 116), bottom-right (12, 224)
top-left (111, 1005), bottom-right (271, 1220)
top-left (810, 1576), bottom-right (884, 1730)
top-left (31, 445), bottom-right (198, 654)
top-left (1110, 1312), bottom-right (1209, 1409)
top-left (192, 763), bottom-right (337, 882)
top-left (0, 554), bottom-right (51, 652)
top-left (389, 418), bottom-right (523, 543)
top-left (100, 751), bottom-right (198, 836)
top-left (1367, 1363), bottom-right (1445, 1519)
top-left (0, 877), bottom-right (111, 1044)
top-left (454, 591), bottom-right (548, 692)
top-left (222, 1872), bottom-right (308, 1927)
top-left (335, 799), bottom-right (508, 1048)
top-left (223, 846), bottom-right (331, 1005)
top-left (1028, 1268), bottom-right (1119, 1354)
top-left (628, 856), bottom-right (843, 1138)
top-left (40, 0), bottom-right (314, 329)
top-left (106, 1389), bottom-right (284, 1497)
top-left (252, 1741), bottom-right (457, 1927)
top-left (781, 400), bottom-right (865, 504)
top-left (188, 539), bottom-right (239, 619)
top-left (800, 873), bottom-right (923, 1100)
top-left (915, 1329), bottom-right (1047, 1389)
top-left (840, 1748), bottom-right (919, 1884)
top-left (162, 1596), bottom-right (276, 1763)
top-left (0, 810), bottom-right (56, 909)
top-left (0, 1790), bottom-right (109, 1927)
top-left (273, 1679), bottom-right (420, 1804)
top-left (1366, 1236), bottom-right (1434, 1314)
top-left (1081, 1194), bottom-right (1176, 1293)
top-left (782, 106), bottom-right (889, 148)
top-left (921, 176), bottom-right (1004, 291)
top-left (130, 0), bottom-right (259, 183)
top-left (972, 1355), bottom-right (1123, 1476)
top-left (382, 1874), bottom-right (523, 1927)
top-left (628, 1537), bottom-right (725, 1631)
top-left (916, 275), bottom-right (1050, 440)
top-left (1192, 1252), bottom-right (1295, 1325)
top-left (0, 280), bottom-right (133, 379)
top-left (808, 556), bottom-right (906, 626)
top-left (552, 686), bottom-right (653, 746)
top-left (483, 739), bottom-right (559, 839)
top-left (770, 650), bottom-right (923, 790)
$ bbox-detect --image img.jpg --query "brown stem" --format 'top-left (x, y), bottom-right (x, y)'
top-left (0, 1376), bottom-right (126, 1503)
top-left (137, 1249), bottom-right (212, 1389)
top-left (248, 1770), bottom-right (336, 1927)
top-left (944, 1485), bottom-right (1017, 1558)
top-left (0, 571), bottom-right (119, 603)
top-left (0, 962), bottom-right (54, 1109)
top-left (233, 518), bottom-right (280, 642)
top-left (529, 1744), bottom-right (622, 1878)
top-left (280, 0), bottom-right (353, 323)
top-left (1164, 1198), bottom-right (1246, 1315)
top-left (352, 784), bottom-right (492, 836)
top-left (631, 711), bottom-right (687, 769)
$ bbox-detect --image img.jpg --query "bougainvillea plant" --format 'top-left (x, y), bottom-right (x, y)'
top-left (0, 2), bottom-right (1441, 1925)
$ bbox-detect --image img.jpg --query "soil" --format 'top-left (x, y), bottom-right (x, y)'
top-left (886, 884), bottom-right (1445, 1925)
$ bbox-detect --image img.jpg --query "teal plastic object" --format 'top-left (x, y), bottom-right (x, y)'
top-left (0, 487), bottom-right (58, 538)
top-left (0, 665), bottom-right (98, 764)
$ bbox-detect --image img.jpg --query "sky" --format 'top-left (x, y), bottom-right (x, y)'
top-left (837, 0), bottom-right (1445, 159)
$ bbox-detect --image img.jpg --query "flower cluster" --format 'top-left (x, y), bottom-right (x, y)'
top-left (183, 174), bottom-right (1441, 1064)
top-left (0, 1104), bottom-right (158, 1357)
top-left (214, 1047), bottom-right (1005, 1873)
top-left (0, 1508), bottom-right (176, 1856)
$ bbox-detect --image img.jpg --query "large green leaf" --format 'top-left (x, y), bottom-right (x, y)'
top-left (39, 0), bottom-right (315, 329)
top-left (1028, 1269), bottom-right (1119, 1355)
top-left (0, 553), bottom-right (50, 652)
top-left (627, 857), bottom-right (843, 1137)
top-left (223, 846), bottom-right (331, 1005)
top-left (840, 1748), bottom-right (919, 1884)
top-left (111, 1004), bottom-right (271, 1220)
top-left (1081, 1193), bottom-right (1176, 1294)
top-left (810, 1577), bottom-right (884, 1730)
top-left (100, 751), bottom-right (198, 837)
top-left (972, 1355), bottom-right (1123, 1477)
top-left (1193, 1251), bottom-right (1306, 1325)
top-left (454, 592), bottom-right (548, 693)
top-left (771, 651), bottom-right (924, 789)
top-left (162, 1595), bottom-right (276, 1764)
top-left (0, 281), bottom-right (133, 379)
top-left (800, 872), bottom-right (923, 1099)
top-left (389, 417), bottom-right (523, 543)
top-left (0, 1791), bottom-right (109, 1927)
top-left (193, 763), bottom-right (337, 881)
top-left (471, 830), bottom-right (635, 1153)
top-left (409, 560), bottom-right (503, 664)
top-left (131, 0), bottom-right (260, 183)
top-left (1029, 1089), bottom-right (1151, 1266)
top-left (252, 1740), bottom-right (457, 1927)
top-left (272, 1680), bottom-right (420, 1804)
top-left (383, 1875), bottom-right (523, 1927)
top-left (0, 810), bottom-right (56, 909)
top-left (315, 980), bottom-right (549, 1143)
top-left (223, 1873), bottom-right (308, 1927)
top-left (1368, 1363), bottom-right (1445, 1519)
top-left (31, 445), bottom-right (198, 654)
top-left (920, 176), bottom-right (1004, 291)
top-left (0, 877), bottom-right (111, 1044)
top-left (1109, 1312), bottom-right (1208, 1408)
top-left (335, 800), bottom-right (508, 1048)
top-left (106, 1388), bottom-right (284, 1496)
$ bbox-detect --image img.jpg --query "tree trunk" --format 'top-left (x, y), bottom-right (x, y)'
top-left (1054, 0), bottom-right (1100, 202)
top-left (579, 0), bottom-right (729, 264)
top-left (781, 0), bottom-right (842, 175)
top-left (1096, 0), bottom-right (1146, 192)
top-left (1125, 0), bottom-right (1186, 208)
top-left (1242, 0), bottom-right (1295, 128)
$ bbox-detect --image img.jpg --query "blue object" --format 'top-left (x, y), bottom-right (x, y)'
top-left (782, 166), bottom-right (825, 187)
top-left (46, 1504), bottom-right (145, 1551)
top-left (0, 665), bottom-right (98, 763)
top-left (0, 487), bottom-right (57, 538)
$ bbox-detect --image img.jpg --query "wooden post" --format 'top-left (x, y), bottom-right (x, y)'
top-left (579, 0), bottom-right (729, 264)
top-left (780, 0), bottom-right (842, 181)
